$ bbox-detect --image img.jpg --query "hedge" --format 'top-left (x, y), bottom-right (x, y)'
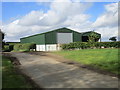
top-left (3, 45), bottom-right (9, 52)
top-left (13, 43), bottom-right (36, 52)
top-left (3, 45), bottom-right (14, 52)
top-left (61, 41), bottom-right (120, 50)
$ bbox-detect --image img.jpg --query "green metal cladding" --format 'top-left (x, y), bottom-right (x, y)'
top-left (45, 31), bottom-right (57, 44)
top-left (20, 27), bottom-right (101, 44)
top-left (21, 34), bottom-right (45, 44)
top-left (44, 28), bottom-right (75, 44)
top-left (73, 32), bottom-right (82, 42)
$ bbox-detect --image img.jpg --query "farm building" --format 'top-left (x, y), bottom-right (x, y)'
top-left (20, 27), bottom-right (101, 51)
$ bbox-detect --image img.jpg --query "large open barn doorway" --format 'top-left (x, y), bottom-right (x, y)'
top-left (82, 36), bottom-right (89, 42)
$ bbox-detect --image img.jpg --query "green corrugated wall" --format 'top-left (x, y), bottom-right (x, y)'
top-left (20, 28), bottom-right (101, 45)
top-left (45, 28), bottom-right (75, 44)
top-left (45, 31), bottom-right (57, 44)
top-left (21, 34), bottom-right (45, 44)
top-left (73, 32), bottom-right (82, 42)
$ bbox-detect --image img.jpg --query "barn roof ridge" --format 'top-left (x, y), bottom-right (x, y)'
top-left (81, 31), bottom-right (101, 35)
top-left (20, 27), bottom-right (81, 39)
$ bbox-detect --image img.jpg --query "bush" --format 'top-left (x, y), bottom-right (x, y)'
top-left (99, 42), bottom-right (120, 48)
top-left (13, 43), bottom-right (36, 52)
top-left (61, 41), bottom-right (120, 50)
top-left (9, 45), bottom-right (14, 51)
top-left (3, 45), bottom-right (14, 52)
top-left (3, 45), bottom-right (10, 52)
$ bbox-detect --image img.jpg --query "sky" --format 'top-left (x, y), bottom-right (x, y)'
top-left (1, 0), bottom-right (119, 42)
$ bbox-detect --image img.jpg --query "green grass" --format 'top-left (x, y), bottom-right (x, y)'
top-left (54, 48), bottom-right (119, 74)
top-left (2, 56), bottom-right (33, 88)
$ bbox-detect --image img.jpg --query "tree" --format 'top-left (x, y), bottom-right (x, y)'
top-left (88, 31), bottom-right (99, 48)
top-left (109, 37), bottom-right (117, 41)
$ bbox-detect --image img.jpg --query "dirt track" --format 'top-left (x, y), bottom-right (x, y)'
top-left (9, 52), bottom-right (119, 88)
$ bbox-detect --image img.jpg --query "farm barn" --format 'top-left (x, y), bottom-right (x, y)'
top-left (20, 28), bottom-right (101, 51)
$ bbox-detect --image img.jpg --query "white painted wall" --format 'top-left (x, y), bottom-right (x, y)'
top-left (36, 45), bottom-right (46, 51)
top-left (46, 44), bottom-right (57, 51)
top-left (36, 44), bottom-right (61, 51)
top-left (57, 44), bottom-right (62, 51)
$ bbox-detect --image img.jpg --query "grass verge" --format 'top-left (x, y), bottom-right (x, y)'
top-left (54, 48), bottom-right (119, 75)
top-left (2, 56), bottom-right (33, 88)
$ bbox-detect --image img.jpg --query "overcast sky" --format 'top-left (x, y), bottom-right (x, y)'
top-left (1, 0), bottom-right (118, 42)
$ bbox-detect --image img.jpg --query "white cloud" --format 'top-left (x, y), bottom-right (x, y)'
top-left (95, 27), bottom-right (118, 41)
top-left (18, 11), bottom-right (44, 26)
top-left (3, 0), bottom-right (93, 42)
top-left (105, 3), bottom-right (118, 12)
top-left (92, 3), bottom-right (118, 41)
top-left (93, 3), bottom-right (118, 28)
top-left (2, 2), bottom-right (118, 42)
top-left (18, 1), bottom-right (92, 26)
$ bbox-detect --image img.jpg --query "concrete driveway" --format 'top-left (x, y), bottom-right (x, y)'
top-left (10, 52), bottom-right (118, 88)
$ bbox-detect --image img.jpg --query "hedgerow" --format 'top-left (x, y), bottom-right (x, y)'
top-left (3, 45), bottom-right (10, 52)
top-left (13, 43), bottom-right (36, 52)
top-left (61, 41), bottom-right (120, 50)
top-left (3, 45), bottom-right (14, 52)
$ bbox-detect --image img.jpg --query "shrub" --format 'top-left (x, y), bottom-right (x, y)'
top-left (3, 45), bottom-right (10, 52)
top-left (13, 43), bottom-right (36, 52)
top-left (3, 45), bottom-right (14, 52)
top-left (9, 45), bottom-right (14, 51)
top-left (99, 42), bottom-right (120, 48)
top-left (61, 41), bottom-right (120, 50)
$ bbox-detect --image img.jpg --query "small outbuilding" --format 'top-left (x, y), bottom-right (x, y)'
top-left (81, 31), bottom-right (101, 42)
top-left (20, 27), bottom-right (101, 51)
